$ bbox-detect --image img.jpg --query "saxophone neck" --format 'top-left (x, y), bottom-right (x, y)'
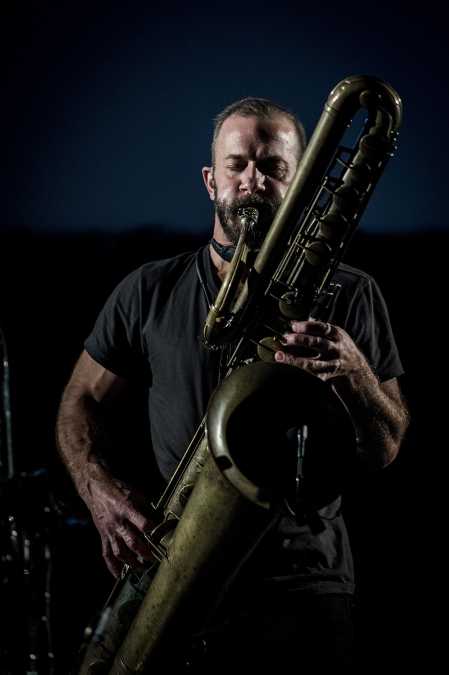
top-left (204, 208), bottom-right (259, 348)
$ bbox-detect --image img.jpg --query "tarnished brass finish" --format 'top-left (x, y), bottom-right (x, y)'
top-left (77, 75), bottom-right (402, 674)
top-left (110, 453), bottom-right (280, 673)
top-left (204, 75), bottom-right (402, 350)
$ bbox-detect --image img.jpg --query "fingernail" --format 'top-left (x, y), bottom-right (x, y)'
top-left (275, 351), bottom-right (284, 362)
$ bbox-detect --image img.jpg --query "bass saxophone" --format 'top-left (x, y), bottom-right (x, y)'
top-left (77, 75), bottom-right (402, 674)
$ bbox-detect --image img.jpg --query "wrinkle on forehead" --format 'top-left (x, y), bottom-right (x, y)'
top-left (218, 114), bottom-right (299, 160)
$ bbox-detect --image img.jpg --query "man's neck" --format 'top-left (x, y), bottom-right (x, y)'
top-left (209, 243), bottom-right (231, 283)
top-left (210, 221), bottom-right (234, 282)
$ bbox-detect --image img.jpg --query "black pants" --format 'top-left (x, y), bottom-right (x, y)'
top-left (191, 593), bottom-right (355, 674)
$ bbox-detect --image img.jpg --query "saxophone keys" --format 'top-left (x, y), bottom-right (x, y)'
top-left (257, 336), bottom-right (283, 362)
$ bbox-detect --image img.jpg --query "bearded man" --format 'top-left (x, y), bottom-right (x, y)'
top-left (56, 97), bottom-right (408, 672)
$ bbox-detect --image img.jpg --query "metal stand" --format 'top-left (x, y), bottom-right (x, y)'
top-left (1, 327), bottom-right (57, 674)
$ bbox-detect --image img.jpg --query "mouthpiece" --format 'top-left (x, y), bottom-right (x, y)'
top-left (237, 207), bottom-right (259, 229)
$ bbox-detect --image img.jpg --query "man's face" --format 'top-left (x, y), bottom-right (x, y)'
top-left (203, 113), bottom-right (301, 246)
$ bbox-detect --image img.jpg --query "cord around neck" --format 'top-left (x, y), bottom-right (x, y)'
top-left (210, 238), bottom-right (235, 263)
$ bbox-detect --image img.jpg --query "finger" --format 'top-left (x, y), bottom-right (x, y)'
top-left (275, 351), bottom-right (341, 377)
top-left (123, 501), bottom-right (155, 534)
top-left (111, 534), bottom-right (145, 570)
top-left (282, 332), bottom-right (330, 352)
top-left (106, 559), bottom-right (122, 578)
top-left (103, 544), bottom-right (123, 578)
top-left (116, 522), bottom-right (154, 561)
top-left (291, 320), bottom-right (336, 339)
top-left (282, 333), bottom-right (337, 360)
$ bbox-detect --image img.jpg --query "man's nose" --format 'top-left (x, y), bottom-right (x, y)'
top-left (239, 164), bottom-right (266, 194)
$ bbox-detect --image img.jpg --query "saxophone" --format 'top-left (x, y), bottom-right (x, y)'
top-left (77, 75), bottom-right (402, 674)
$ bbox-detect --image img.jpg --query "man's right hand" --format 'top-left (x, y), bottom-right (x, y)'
top-left (82, 463), bottom-right (157, 577)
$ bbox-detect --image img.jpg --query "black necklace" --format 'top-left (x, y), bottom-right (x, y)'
top-left (210, 238), bottom-right (235, 263)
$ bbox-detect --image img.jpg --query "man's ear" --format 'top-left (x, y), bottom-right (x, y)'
top-left (202, 166), bottom-right (216, 202)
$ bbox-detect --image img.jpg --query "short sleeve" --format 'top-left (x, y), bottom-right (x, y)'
top-left (84, 269), bottom-right (145, 379)
top-left (343, 275), bottom-right (404, 382)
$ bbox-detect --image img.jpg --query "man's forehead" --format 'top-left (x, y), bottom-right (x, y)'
top-left (216, 113), bottom-right (298, 157)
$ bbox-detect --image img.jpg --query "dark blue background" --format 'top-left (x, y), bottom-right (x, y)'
top-left (3, 1), bottom-right (448, 234)
top-left (1, 2), bottom-right (443, 671)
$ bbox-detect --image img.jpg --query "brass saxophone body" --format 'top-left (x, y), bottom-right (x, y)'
top-left (78, 75), bottom-right (402, 674)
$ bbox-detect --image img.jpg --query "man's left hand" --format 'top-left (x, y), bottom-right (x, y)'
top-left (274, 319), bottom-right (369, 382)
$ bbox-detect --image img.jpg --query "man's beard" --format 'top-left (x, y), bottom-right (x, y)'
top-left (215, 193), bottom-right (281, 248)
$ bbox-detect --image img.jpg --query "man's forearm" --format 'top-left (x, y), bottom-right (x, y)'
top-left (56, 391), bottom-right (110, 504)
top-left (333, 366), bottom-right (409, 468)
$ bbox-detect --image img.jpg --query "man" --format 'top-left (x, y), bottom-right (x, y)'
top-left (56, 98), bottom-right (409, 671)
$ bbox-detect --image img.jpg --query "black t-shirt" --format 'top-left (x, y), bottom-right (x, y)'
top-left (85, 244), bottom-right (404, 596)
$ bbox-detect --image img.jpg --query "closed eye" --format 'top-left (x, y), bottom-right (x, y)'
top-left (226, 162), bottom-right (246, 172)
top-left (257, 157), bottom-right (289, 180)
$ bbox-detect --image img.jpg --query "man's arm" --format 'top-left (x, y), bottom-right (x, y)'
top-left (275, 320), bottom-right (410, 468)
top-left (332, 370), bottom-right (408, 468)
top-left (56, 350), bottom-right (156, 577)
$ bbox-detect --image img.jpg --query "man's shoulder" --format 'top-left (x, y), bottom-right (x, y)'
top-left (119, 248), bottom-right (202, 293)
top-left (333, 262), bottom-right (375, 294)
top-left (140, 248), bottom-right (200, 278)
